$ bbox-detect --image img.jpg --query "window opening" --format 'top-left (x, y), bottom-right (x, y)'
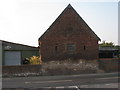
top-left (55, 45), bottom-right (58, 52)
top-left (55, 44), bottom-right (58, 52)
top-left (67, 44), bottom-right (76, 54)
top-left (84, 45), bottom-right (86, 50)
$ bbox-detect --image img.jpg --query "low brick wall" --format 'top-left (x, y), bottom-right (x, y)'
top-left (98, 58), bottom-right (119, 72)
top-left (3, 59), bottom-right (119, 77)
top-left (2, 65), bottom-right (42, 77)
top-left (2, 60), bottom-right (99, 77)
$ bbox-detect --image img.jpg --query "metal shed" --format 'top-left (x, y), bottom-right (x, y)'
top-left (99, 46), bottom-right (119, 58)
top-left (0, 40), bottom-right (39, 66)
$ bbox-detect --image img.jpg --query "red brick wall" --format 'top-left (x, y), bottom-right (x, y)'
top-left (39, 35), bottom-right (99, 61)
top-left (39, 5), bottom-right (99, 61)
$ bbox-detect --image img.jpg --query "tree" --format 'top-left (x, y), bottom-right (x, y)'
top-left (99, 41), bottom-right (114, 47)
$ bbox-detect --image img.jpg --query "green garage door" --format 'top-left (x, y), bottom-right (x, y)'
top-left (5, 51), bottom-right (21, 66)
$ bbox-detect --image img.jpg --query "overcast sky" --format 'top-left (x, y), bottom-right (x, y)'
top-left (0, 0), bottom-right (119, 46)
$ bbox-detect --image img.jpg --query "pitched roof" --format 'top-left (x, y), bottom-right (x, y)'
top-left (39, 4), bottom-right (100, 41)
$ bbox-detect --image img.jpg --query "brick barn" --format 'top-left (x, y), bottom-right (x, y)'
top-left (38, 4), bottom-right (100, 61)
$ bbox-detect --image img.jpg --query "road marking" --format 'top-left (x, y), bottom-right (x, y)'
top-left (105, 84), bottom-right (112, 85)
top-left (56, 86), bottom-right (64, 88)
top-left (25, 82), bottom-right (31, 84)
top-left (34, 80), bottom-right (72, 83)
top-left (95, 77), bottom-right (119, 80)
top-left (25, 80), bottom-right (73, 84)
top-left (80, 83), bottom-right (119, 88)
top-left (69, 86), bottom-right (80, 90)
top-left (43, 86), bottom-right (80, 90)
top-left (67, 86), bottom-right (78, 88)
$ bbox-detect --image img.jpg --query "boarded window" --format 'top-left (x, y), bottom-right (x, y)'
top-left (67, 44), bottom-right (76, 54)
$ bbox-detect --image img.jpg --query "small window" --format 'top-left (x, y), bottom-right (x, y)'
top-left (55, 45), bottom-right (58, 52)
top-left (55, 44), bottom-right (58, 52)
top-left (67, 44), bottom-right (76, 54)
top-left (84, 45), bottom-right (86, 50)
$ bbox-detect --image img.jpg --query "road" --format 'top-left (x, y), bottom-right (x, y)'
top-left (2, 72), bottom-right (120, 89)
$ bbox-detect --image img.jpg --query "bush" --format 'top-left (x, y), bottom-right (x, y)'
top-left (26, 56), bottom-right (42, 65)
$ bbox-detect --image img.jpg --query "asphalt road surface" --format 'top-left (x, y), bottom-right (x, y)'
top-left (2, 72), bottom-right (120, 89)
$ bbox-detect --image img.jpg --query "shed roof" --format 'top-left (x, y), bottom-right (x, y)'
top-left (0, 40), bottom-right (38, 51)
top-left (99, 46), bottom-right (119, 51)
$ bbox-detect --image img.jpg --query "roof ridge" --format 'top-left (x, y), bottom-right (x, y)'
top-left (67, 4), bottom-right (72, 8)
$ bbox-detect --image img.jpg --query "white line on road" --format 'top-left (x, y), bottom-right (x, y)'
top-left (56, 86), bottom-right (64, 88)
top-left (105, 84), bottom-right (112, 85)
top-left (67, 86), bottom-right (78, 88)
top-left (25, 82), bottom-right (31, 84)
top-left (80, 83), bottom-right (119, 88)
top-left (25, 80), bottom-right (73, 84)
top-left (95, 77), bottom-right (119, 80)
top-left (43, 86), bottom-right (80, 90)
top-left (34, 80), bottom-right (72, 83)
